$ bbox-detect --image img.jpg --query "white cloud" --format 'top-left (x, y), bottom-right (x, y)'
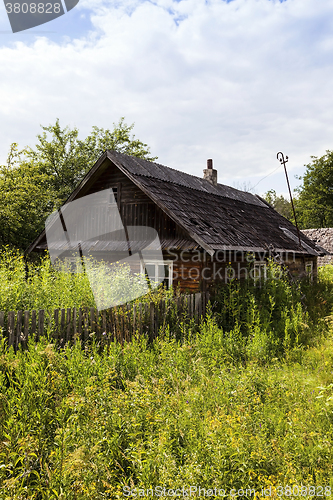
top-left (0, 0), bottom-right (333, 194)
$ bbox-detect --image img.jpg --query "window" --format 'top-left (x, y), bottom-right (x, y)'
top-left (141, 261), bottom-right (173, 289)
top-left (253, 262), bottom-right (267, 282)
top-left (305, 262), bottom-right (313, 281)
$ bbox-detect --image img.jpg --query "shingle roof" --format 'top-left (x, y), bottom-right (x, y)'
top-left (27, 150), bottom-right (324, 257)
top-left (106, 151), bottom-right (323, 256)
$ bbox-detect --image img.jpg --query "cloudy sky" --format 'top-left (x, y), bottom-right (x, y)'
top-left (0, 0), bottom-right (332, 196)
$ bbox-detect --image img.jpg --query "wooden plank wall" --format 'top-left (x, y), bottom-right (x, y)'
top-left (0, 293), bottom-right (209, 351)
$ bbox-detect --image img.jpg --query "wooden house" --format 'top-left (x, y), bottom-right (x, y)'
top-left (27, 151), bottom-right (325, 292)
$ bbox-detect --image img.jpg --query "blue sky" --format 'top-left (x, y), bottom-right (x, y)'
top-left (0, 0), bottom-right (333, 197)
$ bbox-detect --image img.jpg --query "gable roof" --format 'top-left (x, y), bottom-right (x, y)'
top-left (27, 150), bottom-right (323, 257)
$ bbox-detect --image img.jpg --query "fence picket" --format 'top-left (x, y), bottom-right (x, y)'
top-left (66, 308), bottom-right (71, 343)
top-left (31, 310), bottom-right (37, 340)
top-left (73, 307), bottom-right (77, 343)
top-left (0, 292), bottom-right (208, 350)
top-left (60, 309), bottom-right (65, 345)
top-left (78, 308), bottom-right (82, 340)
top-left (0, 311), bottom-right (4, 337)
top-left (16, 310), bottom-right (23, 350)
top-left (53, 309), bottom-right (59, 342)
top-left (90, 307), bottom-right (95, 338)
top-left (8, 311), bottom-right (15, 348)
top-left (132, 304), bottom-right (136, 337)
top-left (38, 310), bottom-right (45, 343)
top-left (84, 308), bottom-right (89, 342)
top-left (24, 311), bottom-right (29, 348)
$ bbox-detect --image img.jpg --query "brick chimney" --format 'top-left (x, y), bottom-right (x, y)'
top-left (203, 159), bottom-right (217, 186)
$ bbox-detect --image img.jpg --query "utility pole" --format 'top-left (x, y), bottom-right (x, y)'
top-left (276, 152), bottom-right (302, 248)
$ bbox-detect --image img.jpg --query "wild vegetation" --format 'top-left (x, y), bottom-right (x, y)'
top-left (0, 248), bottom-right (173, 314)
top-left (1, 261), bottom-right (333, 498)
top-left (0, 118), bottom-right (157, 251)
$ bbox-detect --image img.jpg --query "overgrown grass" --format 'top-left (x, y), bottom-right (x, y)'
top-left (211, 262), bottom-right (333, 363)
top-left (1, 254), bottom-right (333, 498)
top-left (1, 326), bottom-right (333, 498)
top-left (0, 248), bottom-right (173, 313)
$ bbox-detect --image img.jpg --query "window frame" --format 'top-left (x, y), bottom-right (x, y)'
top-left (253, 261), bottom-right (267, 282)
top-left (140, 260), bottom-right (173, 289)
top-left (305, 261), bottom-right (313, 281)
top-left (106, 183), bottom-right (121, 209)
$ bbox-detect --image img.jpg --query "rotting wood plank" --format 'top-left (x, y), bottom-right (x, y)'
top-left (66, 308), bottom-right (71, 343)
top-left (139, 303), bottom-right (142, 336)
top-left (7, 311), bottom-right (15, 348)
top-left (84, 307), bottom-right (89, 342)
top-left (149, 302), bottom-right (155, 342)
top-left (0, 311), bottom-right (4, 337)
top-left (73, 307), bottom-right (77, 343)
top-left (132, 304), bottom-right (136, 337)
top-left (102, 310), bottom-right (106, 343)
top-left (78, 308), bottom-right (82, 340)
top-left (16, 310), bottom-right (22, 350)
top-left (24, 311), bottom-right (29, 348)
top-left (90, 307), bottom-right (95, 338)
top-left (31, 310), bottom-right (37, 340)
top-left (60, 309), bottom-right (65, 345)
top-left (53, 309), bottom-right (59, 342)
top-left (37, 309), bottom-right (45, 342)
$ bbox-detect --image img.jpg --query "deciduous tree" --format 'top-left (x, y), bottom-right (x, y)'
top-left (0, 118), bottom-right (157, 250)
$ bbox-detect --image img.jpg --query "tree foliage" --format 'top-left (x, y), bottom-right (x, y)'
top-left (263, 189), bottom-right (293, 222)
top-left (295, 150), bottom-right (333, 229)
top-left (0, 118), bottom-right (157, 251)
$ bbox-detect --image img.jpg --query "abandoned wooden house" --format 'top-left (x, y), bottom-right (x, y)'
top-left (27, 151), bottom-right (325, 292)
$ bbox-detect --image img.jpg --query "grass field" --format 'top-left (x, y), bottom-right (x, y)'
top-left (1, 258), bottom-right (333, 499)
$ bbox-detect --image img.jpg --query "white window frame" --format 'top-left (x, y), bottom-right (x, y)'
top-left (253, 261), bottom-right (267, 282)
top-left (305, 262), bottom-right (313, 281)
top-left (140, 260), bottom-right (173, 289)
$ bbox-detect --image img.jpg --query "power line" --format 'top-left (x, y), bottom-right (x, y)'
top-left (252, 164), bottom-right (281, 190)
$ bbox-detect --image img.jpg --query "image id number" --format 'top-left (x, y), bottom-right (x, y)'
top-left (5, 3), bottom-right (61, 14)
top-left (276, 486), bottom-right (331, 496)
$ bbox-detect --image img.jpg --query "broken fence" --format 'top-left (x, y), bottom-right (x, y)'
top-left (0, 292), bottom-right (210, 350)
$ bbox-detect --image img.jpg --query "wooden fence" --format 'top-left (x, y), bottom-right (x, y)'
top-left (0, 292), bottom-right (210, 350)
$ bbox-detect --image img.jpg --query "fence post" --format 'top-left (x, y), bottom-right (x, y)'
top-left (84, 307), bottom-right (89, 342)
top-left (149, 302), bottom-right (155, 341)
top-left (8, 311), bottom-right (15, 348)
top-left (37, 310), bottom-right (45, 342)
top-left (53, 309), bottom-right (59, 342)
top-left (24, 311), bottom-right (29, 348)
top-left (133, 304), bottom-right (136, 337)
top-left (31, 310), bottom-right (37, 341)
top-left (78, 308), bottom-right (82, 341)
top-left (73, 307), bottom-right (77, 343)
top-left (139, 303), bottom-right (143, 336)
top-left (60, 309), bottom-right (66, 345)
top-left (0, 311), bottom-right (4, 340)
top-left (195, 293), bottom-right (201, 323)
top-left (90, 307), bottom-right (95, 338)
top-left (102, 310), bottom-right (106, 345)
top-left (66, 308), bottom-right (71, 343)
top-left (16, 310), bottom-right (23, 351)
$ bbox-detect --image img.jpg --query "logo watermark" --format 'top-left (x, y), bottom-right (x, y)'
top-left (3, 0), bottom-right (79, 33)
top-left (45, 189), bottom-right (165, 311)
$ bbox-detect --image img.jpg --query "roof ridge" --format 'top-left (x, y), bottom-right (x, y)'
top-left (107, 150), bottom-right (265, 207)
